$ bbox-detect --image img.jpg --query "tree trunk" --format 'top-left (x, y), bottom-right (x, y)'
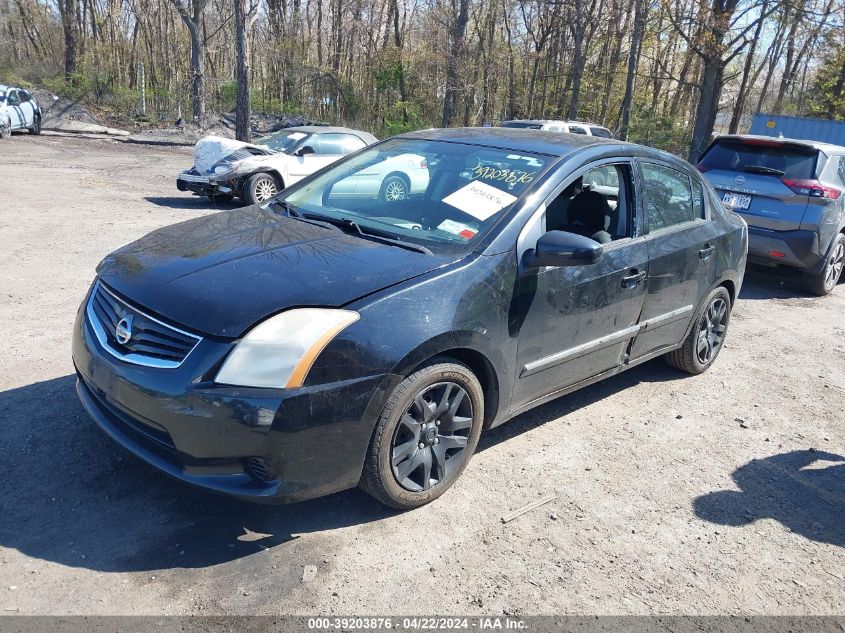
top-left (567, 0), bottom-right (584, 120)
top-left (235, 0), bottom-right (250, 141)
top-left (442, 0), bottom-right (469, 127)
top-left (188, 21), bottom-right (205, 123)
top-left (60, 0), bottom-right (80, 79)
top-left (618, 0), bottom-right (644, 140)
top-left (689, 59), bottom-right (723, 162)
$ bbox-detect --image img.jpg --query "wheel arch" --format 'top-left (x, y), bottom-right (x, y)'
top-left (384, 171), bottom-right (412, 186)
top-left (719, 278), bottom-right (736, 306)
top-left (391, 334), bottom-right (505, 430)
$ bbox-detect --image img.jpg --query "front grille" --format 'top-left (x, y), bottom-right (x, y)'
top-left (86, 281), bottom-right (201, 368)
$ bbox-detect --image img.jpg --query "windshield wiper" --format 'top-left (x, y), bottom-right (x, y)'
top-left (743, 165), bottom-right (786, 177)
top-left (271, 200), bottom-right (342, 232)
top-left (320, 216), bottom-right (432, 255)
top-left (271, 202), bottom-right (430, 254)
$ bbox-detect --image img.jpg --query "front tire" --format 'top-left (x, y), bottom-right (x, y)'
top-left (803, 234), bottom-right (844, 296)
top-left (242, 172), bottom-right (281, 205)
top-left (0, 119), bottom-right (10, 139)
top-left (360, 359), bottom-right (484, 509)
top-left (666, 286), bottom-right (732, 375)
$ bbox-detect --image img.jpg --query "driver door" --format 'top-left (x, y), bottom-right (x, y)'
top-left (287, 133), bottom-right (363, 185)
top-left (511, 160), bottom-right (649, 410)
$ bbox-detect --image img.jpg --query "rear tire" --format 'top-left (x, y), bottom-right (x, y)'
top-left (379, 174), bottom-right (409, 203)
top-left (803, 234), bottom-right (844, 296)
top-left (242, 172), bottom-right (281, 205)
top-left (360, 359), bottom-right (484, 509)
top-left (28, 115), bottom-right (41, 135)
top-left (666, 286), bottom-right (732, 375)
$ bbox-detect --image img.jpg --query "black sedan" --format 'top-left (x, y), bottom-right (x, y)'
top-left (72, 128), bottom-right (748, 509)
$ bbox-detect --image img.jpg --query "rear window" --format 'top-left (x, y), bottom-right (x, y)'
top-left (501, 121), bottom-right (543, 129)
top-left (699, 139), bottom-right (818, 179)
top-left (590, 127), bottom-right (613, 138)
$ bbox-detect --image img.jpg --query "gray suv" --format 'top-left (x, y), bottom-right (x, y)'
top-left (698, 135), bottom-right (845, 295)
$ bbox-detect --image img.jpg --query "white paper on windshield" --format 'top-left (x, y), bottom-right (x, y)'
top-left (287, 132), bottom-right (307, 140)
top-left (442, 180), bottom-right (517, 221)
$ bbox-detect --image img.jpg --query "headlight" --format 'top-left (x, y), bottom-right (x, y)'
top-left (211, 162), bottom-right (233, 175)
top-left (215, 309), bottom-right (360, 389)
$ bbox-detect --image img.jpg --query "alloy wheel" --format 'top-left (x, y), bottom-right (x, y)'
top-left (825, 241), bottom-right (844, 290)
top-left (255, 178), bottom-right (278, 202)
top-left (391, 381), bottom-right (473, 491)
top-left (384, 179), bottom-right (407, 202)
top-left (696, 297), bottom-right (728, 364)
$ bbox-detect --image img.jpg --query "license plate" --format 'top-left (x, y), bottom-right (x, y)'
top-left (722, 192), bottom-right (751, 210)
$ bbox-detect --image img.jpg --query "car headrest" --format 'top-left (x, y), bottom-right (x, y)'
top-left (568, 190), bottom-right (611, 232)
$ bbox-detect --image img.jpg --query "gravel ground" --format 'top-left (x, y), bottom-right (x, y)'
top-left (0, 135), bottom-right (843, 616)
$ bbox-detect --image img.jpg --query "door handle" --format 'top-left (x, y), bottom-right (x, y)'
top-left (699, 244), bottom-right (716, 260)
top-left (621, 270), bottom-right (647, 288)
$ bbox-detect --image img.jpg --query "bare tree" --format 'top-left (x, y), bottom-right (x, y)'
top-left (170, 0), bottom-right (211, 124)
top-left (235, 0), bottom-right (259, 141)
top-left (619, 0), bottom-right (645, 139)
top-left (442, 0), bottom-right (469, 127)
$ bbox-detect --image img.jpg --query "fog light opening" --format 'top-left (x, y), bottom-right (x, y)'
top-left (244, 456), bottom-right (276, 483)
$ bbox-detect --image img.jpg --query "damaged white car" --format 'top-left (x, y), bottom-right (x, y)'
top-left (177, 126), bottom-right (379, 205)
top-left (0, 85), bottom-right (41, 138)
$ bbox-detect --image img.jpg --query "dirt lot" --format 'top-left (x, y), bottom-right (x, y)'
top-left (0, 134), bottom-right (843, 617)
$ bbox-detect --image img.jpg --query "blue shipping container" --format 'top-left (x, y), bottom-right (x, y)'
top-left (749, 113), bottom-right (845, 146)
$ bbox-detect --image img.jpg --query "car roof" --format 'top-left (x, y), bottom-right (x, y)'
top-left (396, 127), bottom-right (696, 176)
top-left (714, 134), bottom-right (845, 155)
top-left (398, 126), bottom-right (622, 157)
top-left (284, 126), bottom-right (378, 143)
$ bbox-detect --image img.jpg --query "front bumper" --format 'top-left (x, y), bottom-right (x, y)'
top-left (176, 169), bottom-right (235, 197)
top-left (72, 294), bottom-right (397, 503)
top-left (745, 225), bottom-right (823, 272)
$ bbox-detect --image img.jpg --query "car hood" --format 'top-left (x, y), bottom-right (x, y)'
top-left (194, 136), bottom-right (272, 173)
top-left (96, 207), bottom-right (456, 338)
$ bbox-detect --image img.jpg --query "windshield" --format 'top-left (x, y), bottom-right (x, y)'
top-left (253, 130), bottom-right (311, 153)
top-left (280, 138), bottom-right (553, 254)
top-left (700, 139), bottom-right (818, 179)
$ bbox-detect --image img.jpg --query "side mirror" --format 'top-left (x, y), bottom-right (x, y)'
top-left (296, 145), bottom-right (315, 157)
top-left (524, 230), bottom-right (603, 268)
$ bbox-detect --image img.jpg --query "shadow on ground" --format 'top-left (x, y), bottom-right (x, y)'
top-left (144, 196), bottom-right (241, 211)
top-left (694, 450), bottom-right (845, 547)
top-left (0, 359), bottom-right (685, 573)
top-left (738, 264), bottom-right (842, 301)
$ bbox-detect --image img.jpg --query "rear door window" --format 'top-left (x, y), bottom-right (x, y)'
top-left (641, 163), bottom-right (696, 231)
top-left (590, 127), bottom-right (613, 138)
top-left (310, 133), bottom-right (363, 156)
top-left (699, 139), bottom-right (818, 179)
top-left (568, 126), bottom-right (588, 135)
